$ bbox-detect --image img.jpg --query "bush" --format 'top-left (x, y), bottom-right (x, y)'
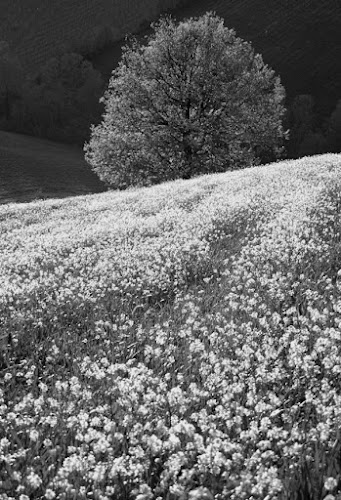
top-left (85, 13), bottom-right (286, 189)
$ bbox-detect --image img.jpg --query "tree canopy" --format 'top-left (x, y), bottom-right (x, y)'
top-left (85, 13), bottom-right (286, 189)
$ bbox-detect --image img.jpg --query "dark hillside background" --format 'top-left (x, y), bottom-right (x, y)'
top-left (0, 0), bottom-right (189, 74)
top-left (1, 0), bottom-right (340, 116)
top-left (0, 131), bottom-right (106, 204)
top-left (1, 0), bottom-right (341, 203)
top-left (1, 0), bottom-right (341, 130)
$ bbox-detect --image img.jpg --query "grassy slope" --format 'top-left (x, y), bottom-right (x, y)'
top-left (93, 0), bottom-right (341, 114)
top-left (0, 131), bottom-right (106, 204)
top-left (1, 154), bottom-right (341, 498)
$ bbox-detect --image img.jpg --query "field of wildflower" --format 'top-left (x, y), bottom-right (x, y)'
top-left (1, 154), bottom-right (341, 500)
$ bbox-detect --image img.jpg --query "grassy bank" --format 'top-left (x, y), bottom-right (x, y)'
top-left (1, 154), bottom-right (341, 499)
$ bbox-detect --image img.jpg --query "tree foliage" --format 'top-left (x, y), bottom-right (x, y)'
top-left (85, 13), bottom-right (286, 189)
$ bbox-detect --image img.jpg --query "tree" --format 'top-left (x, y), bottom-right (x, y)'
top-left (0, 41), bottom-right (23, 121)
top-left (12, 53), bottom-right (104, 144)
top-left (85, 13), bottom-right (286, 189)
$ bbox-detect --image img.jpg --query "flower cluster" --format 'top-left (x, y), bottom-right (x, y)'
top-left (1, 154), bottom-right (341, 499)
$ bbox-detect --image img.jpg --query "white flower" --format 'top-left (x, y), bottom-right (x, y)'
top-left (93, 436), bottom-right (111, 454)
top-left (45, 489), bottom-right (56, 499)
top-left (136, 484), bottom-right (153, 500)
top-left (324, 477), bottom-right (338, 491)
top-left (0, 437), bottom-right (10, 449)
top-left (12, 471), bottom-right (22, 481)
top-left (29, 429), bottom-right (39, 442)
top-left (39, 382), bottom-right (48, 393)
top-left (26, 471), bottom-right (42, 489)
top-left (188, 487), bottom-right (214, 500)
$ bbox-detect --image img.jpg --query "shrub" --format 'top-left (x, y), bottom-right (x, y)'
top-left (85, 12), bottom-right (286, 189)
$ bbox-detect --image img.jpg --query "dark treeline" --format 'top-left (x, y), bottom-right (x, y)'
top-left (0, 38), bottom-right (341, 158)
top-left (0, 42), bottom-right (104, 146)
top-left (285, 94), bottom-right (341, 158)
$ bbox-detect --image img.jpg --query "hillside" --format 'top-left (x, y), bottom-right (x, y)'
top-left (0, 0), bottom-right (188, 75)
top-left (0, 131), bottom-right (106, 204)
top-left (0, 0), bottom-right (340, 169)
top-left (93, 0), bottom-right (341, 116)
top-left (1, 154), bottom-right (341, 498)
top-left (1, 0), bottom-right (340, 115)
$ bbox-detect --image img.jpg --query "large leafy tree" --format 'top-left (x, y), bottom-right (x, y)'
top-left (85, 13), bottom-right (286, 189)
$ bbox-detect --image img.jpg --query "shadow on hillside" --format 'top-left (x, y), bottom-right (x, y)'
top-left (0, 131), bottom-right (107, 205)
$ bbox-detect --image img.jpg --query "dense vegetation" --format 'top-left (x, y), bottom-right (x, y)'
top-left (85, 14), bottom-right (286, 188)
top-left (1, 155), bottom-right (341, 499)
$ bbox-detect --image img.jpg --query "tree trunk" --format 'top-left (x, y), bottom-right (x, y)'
top-left (182, 138), bottom-right (194, 179)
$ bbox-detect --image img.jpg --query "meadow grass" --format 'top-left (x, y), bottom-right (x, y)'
top-left (1, 154), bottom-right (341, 499)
